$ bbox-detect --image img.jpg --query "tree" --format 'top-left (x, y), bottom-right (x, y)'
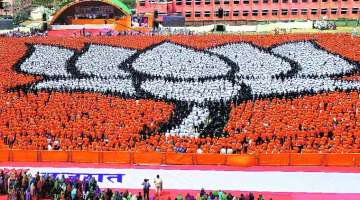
top-left (121, 0), bottom-right (136, 9)
top-left (12, 0), bottom-right (29, 24)
top-left (32, 0), bottom-right (72, 9)
top-left (0, 1), bottom-right (11, 16)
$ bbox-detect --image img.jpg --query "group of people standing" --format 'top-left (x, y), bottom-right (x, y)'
top-left (142, 175), bottom-right (163, 200)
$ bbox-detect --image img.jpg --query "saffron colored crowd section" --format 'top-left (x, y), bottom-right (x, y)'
top-left (0, 34), bottom-right (360, 155)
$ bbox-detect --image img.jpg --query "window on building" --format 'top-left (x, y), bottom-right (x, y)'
top-left (342, 0), bottom-right (347, 1)
top-left (252, 10), bottom-right (258, 16)
top-left (243, 0), bottom-right (249, 3)
top-left (176, 0), bottom-right (183, 5)
top-left (311, 9), bottom-right (317, 14)
top-left (139, 0), bottom-right (146, 6)
top-left (215, 0), bottom-right (220, 4)
top-left (352, 8), bottom-right (359, 14)
top-left (205, 0), bottom-right (211, 4)
top-left (312, 0), bottom-right (317, 2)
top-left (234, 0), bottom-right (240, 3)
top-left (281, 9), bottom-right (288, 15)
top-left (272, 9), bottom-right (278, 15)
top-left (301, 9), bottom-right (307, 15)
top-left (195, 0), bottom-right (201, 5)
top-left (175, 12), bottom-right (182, 16)
top-left (224, 0), bottom-right (230, 4)
top-left (186, 11), bottom-right (192, 17)
top-left (292, 0), bottom-right (298, 3)
top-left (195, 11), bottom-right (201, 17)
top-left (321, 9), bottom-right (327, 14)
top-left (322, 0), bottom-right (327, 2)
top-left (262, 9), bottom-right (268, 15)
top-left (263, 0), bottom-right (269, 3)
top-left (341, 8), bottom-right (348, 14)
top-left (253, 0), bottom-right (259, 3)
top-left (331, 8), bottom-right (338, 14)
top-left (186, 0), bottom-right (192, 5)
top-left (282, 0), bottom-right (288, 3)
top-left (332, 0), bottom-right (338, 2)
top-left (302, 0), bottom-right (307, 2)
top-left (291, 9), bottom-right (298, 15)
top-left (233, 10), bottom-right (240, 16)
top-left (204, 11), bottom-right (211, 17)
top-left (243, 10), bottom-right (249, 16)
top-left (273, 0), bottom-right (279, 3)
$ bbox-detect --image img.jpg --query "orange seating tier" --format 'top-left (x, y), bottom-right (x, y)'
top-left (0, 34), bottom-right (359, 166)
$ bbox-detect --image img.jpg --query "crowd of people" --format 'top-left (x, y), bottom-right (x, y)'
top-left (0, 169), bottom-right (269, 200)
top-left (0, 30), bottom-right (47, 38)
top-left (0, 169), bottom-right (110, 200)
top-left (0, 34), bottom-right (359, 154)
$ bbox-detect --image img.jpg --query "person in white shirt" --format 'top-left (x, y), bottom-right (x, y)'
top-left (154, 174), bottom-right (163, 197)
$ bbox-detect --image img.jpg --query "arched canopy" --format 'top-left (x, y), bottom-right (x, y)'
top-left (50, 0), bottom-right (131, 25)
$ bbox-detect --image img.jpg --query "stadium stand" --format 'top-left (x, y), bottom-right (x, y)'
top-left (0, 34), bottom-right (359, 164)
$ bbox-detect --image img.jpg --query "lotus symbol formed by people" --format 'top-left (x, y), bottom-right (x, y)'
top-left (13, 41), bottom-right (360, 138)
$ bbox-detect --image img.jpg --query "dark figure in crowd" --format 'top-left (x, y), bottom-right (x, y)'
top-left (239, 193), bottom-right (246, 200)
top-left (248, 192), bottom-right (255, 200)
top-left (142, 179), bottom-right (150, 200)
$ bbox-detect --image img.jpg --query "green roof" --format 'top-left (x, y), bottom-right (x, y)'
top-left (110, 0), bottom-right (131, 15)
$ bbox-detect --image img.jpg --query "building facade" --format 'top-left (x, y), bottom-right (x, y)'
top-left (136, 0), bottom-right (360, 23)
top-left (0, 0), bottom-right (32, 17)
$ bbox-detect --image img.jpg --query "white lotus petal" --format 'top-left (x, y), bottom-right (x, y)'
top-left (76, 45), bottom-right (135, 77)
top-left (209, 43), bottom-right (291, 78)
top-left (133, 42), bottom-right (231, 79)
top-left (243, 78), bottom-right (360, 96)
top-left (271, 41), bottom-right (356, 77)
top-left (141, 79), bottom-right (240, 104)
top-left (167, 105), bottom-right (210, 137)
top-left (20, 45), bottom-right (74, 77)
top-left (32, 78), bottom-right (135, 95)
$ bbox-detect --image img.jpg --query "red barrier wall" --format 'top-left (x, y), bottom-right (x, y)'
top-left (1, 149), bottom-right (359, 167)
top-left (11, 150), bottom-right (37, 162)
top-left (226, 155), bottom-right (257, 167)
top-left (195, 154), bottom-right (226, 165)
top-left (0, 149), bottom-right (9, 162)
top-left (326, 154), bottom-right (356, 166)
top-left (71, 151), bottom-right (100, 163)
top-left (103, 152), bottom-right (131, 164)
top-left (133, 152), bottom-right (162, 165)
top-left (258, 154), bottom-right (289, 166)
top-left (165, 153), bottom-right (194, 165)
top-left (289, 154), bottom-right (324, 166)
top-left (40, 151), bottom-right (68, 162)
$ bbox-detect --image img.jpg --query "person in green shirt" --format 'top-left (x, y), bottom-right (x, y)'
top-left (176, 194), bottom-right (183, 200)
top-left (257, 194), bottom-right (265, 200)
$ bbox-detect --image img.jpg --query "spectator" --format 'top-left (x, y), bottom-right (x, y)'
top-left (176, 193), bottom-right (184, 200)
top-left (142, 179), bottom-right (151, 200)
top-left (154, 174), bottom-right (163, 196)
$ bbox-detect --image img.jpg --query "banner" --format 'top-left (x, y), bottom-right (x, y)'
top-left (3, 166), bottom-right (360, 193)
